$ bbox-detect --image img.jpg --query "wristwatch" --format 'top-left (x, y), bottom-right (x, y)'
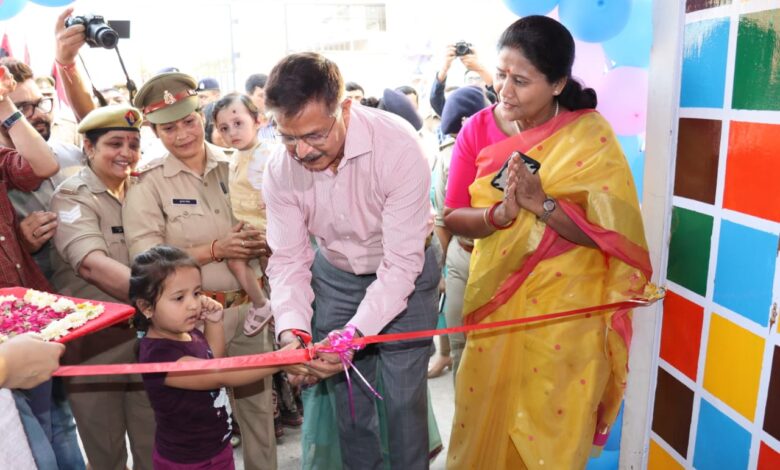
top-left (538, 196), bottom-right (556, 223)
top-left (1, 110), bottom-right (23, 130)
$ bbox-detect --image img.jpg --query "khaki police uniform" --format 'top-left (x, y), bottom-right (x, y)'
top-left (126, 72), bottom-right (276, 470)
top-left (49, 105), bottom-right (155, 470)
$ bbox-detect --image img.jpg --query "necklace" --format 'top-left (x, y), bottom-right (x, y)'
top-left (514, 100), bottom-right (559, 133)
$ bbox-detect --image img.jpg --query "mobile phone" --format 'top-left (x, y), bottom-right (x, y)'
top-left (490, 151), bottom-right (541, 192)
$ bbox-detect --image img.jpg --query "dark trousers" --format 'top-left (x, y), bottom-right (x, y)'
top-left (311, 247), bottom-right (440, 470)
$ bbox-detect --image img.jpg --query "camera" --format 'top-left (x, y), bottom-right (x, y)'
top-left (65, 15), bottom-right (119, 49)
top-left (454, 41), bottom-right (473, 57)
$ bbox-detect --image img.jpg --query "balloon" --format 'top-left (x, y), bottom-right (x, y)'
top-left (603, 0), bottom-right (652, 68)
top-left (559, 0), bottom-right (631, 43)
top-left (572, 40), bottom-right (607, 91)
top-left (30, 0), bottom-right (74, 5)
top-left (0, 0), bottom-right (27, 20)
top-left (596, 66), bottom-right (648, 136)
top-left (586, 450), bottom-right (619, 470)
top-left (618, 135), bottom-right (645, 202)
top-left (503, 0), bottom-right (560, 16)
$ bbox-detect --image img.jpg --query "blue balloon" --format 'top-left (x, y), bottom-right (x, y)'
top-left (0, 0), bottom-right (27, 20)
top-left (559, 0), bottom-right (631, 43)
top-left (502, 0), bottom-right (560, 17)
top-left (30, 0), bottom-right (74, 5)
top-left (618, 135), bottom-right (645, 203)
top-left (586, 450), bottom-right (619, 470)
top-left (603, 0), bottom-right (652, 67)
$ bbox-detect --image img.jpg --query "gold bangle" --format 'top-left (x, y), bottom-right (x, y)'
top-left (482, 207), bottom-right (491, 229)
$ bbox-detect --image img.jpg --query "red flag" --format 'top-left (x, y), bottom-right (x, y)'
top-left (0, 34), bottom-right (13, 59)
top-left (51, 62), bottom-right (70, 108)
top-left (23, 43), bottom-right (29, 65)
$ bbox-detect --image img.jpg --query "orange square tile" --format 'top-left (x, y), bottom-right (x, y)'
top-left (724, 121), bottom-right (780, 222)
top-left (758, 442), bottom-right (780, 470)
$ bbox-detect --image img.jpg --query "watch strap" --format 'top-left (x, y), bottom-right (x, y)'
top-left (2, 110), bottom-right (23, 130)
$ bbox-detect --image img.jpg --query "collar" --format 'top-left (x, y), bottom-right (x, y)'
top-left (341, 105), bottom-right (373, 165)
top-left (82, 166), bottom-right (109, 193)
top-left (162, 142), bottom-right (229, 178)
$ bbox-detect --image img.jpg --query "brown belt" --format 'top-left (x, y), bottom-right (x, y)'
top-left (425, 233), bottom-right (433, 249)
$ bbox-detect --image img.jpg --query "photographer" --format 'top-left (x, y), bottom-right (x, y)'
top-left (429, 42), bottom-right (496, 117)
top-left (53, 8), bottom-right (102, 121)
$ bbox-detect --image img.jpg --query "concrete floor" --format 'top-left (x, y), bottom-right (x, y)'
top-left (236, 352), bottom-right (456, 470)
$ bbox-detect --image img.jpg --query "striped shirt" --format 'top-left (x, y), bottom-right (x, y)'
top-left (263, 104), bottom-right (433, 336)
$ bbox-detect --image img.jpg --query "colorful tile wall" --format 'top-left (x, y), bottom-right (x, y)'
top-left (674, 118), bottom-right (721, 204)
top-left (723, 121), bottom-right (780, 223)
top-left (713, 221), bottom-right (777, 326)
top-left (693, 400), bottom-right (752, 470)
top-left (732, 9), bottom-right (780, 110)
top-left (703, 313), bottom-right (765, 420)
top-left (651, 2), bottom-right (780, 469)
top-left (680, 18), bottom-right (730, 108)
top-left (666, 207), bottom-right (713, 296)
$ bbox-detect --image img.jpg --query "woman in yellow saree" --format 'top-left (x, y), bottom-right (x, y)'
top-left (443, 16), bottom-right (651, 469)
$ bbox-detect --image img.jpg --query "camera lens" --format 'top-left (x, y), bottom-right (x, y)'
top-left (92, 26), bottom-right (119, 49)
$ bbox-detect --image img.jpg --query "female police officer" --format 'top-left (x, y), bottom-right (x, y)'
top-left (122, 72), bottom-right (277, 470)
top-left (49, 104), bottom-right (155, 470)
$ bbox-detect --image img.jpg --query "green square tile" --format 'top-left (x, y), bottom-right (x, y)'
top-left (667, 207), bottom-right (713, 296)
top-left (733, 9), bottom-right (780, 110)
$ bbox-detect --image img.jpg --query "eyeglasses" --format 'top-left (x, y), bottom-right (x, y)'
top-left (275, 110), bottom-right (340, 148)
top-left (15, 97), bottom-right (54, 118)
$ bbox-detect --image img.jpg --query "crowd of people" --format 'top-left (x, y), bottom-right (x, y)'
top-left (0, 8), bottom-right (650, 470)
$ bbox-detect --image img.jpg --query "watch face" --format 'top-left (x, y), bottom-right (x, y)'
top-left (543, 198), bottom-right (556, 212)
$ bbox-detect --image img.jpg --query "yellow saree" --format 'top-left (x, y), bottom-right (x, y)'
top-left (447, 110), bottom-right (651, 469)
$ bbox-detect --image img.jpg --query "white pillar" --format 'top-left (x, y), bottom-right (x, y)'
top-left (620, 1), bottom-right (685, 468)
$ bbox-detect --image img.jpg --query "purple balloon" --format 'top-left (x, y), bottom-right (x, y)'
top-left (596, 66), bottom-right (648, 136)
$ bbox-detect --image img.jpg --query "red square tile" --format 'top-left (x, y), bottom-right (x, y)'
top-left (660, 290), bottom-right (704, 380)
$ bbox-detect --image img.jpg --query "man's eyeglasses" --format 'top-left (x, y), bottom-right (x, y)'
top-left (15, 97), bottom-right (54, 118)
top-left (275, 111), bottom-right (339, 148)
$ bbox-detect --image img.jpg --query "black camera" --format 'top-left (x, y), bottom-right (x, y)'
top-left (454, 41), bottom-right (473, 57)
top-left (65, 15), bottom-right (119, 49)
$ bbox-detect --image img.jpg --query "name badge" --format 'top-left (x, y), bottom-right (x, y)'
top-left (172, 198), bottom-right (198, 205)
top-left (219, 182), bottom-right (228, 194)
top-left (111, 226), bottom-right (124, 234)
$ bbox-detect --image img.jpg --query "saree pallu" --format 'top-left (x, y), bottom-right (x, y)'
top-left (447, 110), bottom-right (651, 470)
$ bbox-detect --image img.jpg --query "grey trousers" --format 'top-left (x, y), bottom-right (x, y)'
top-left (443, 240), bottom-right (471, 382)
top-left (311, 247), bottom-right (440, 470)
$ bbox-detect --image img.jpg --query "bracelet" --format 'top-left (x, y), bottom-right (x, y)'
top-left (1, 110), bottom-right (23, 130)
top-left (54, 59), bottom-right (77, 72)
top-left (488, 202), bottom-right (515, 230)
top-left (210, 239), bottom-right (223, 262)
top-left (482, 207), bottom-right (491, 228)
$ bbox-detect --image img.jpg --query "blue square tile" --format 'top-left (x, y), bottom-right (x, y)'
top-left (713, 220), bottom-right (778, 326)
top-left (694, 399), bottom-right (751, 469)
top-left (681, 18), bottom-right (730, 108)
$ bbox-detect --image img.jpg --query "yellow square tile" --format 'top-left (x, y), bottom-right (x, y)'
top-left (703, 314), bottom-right (765, 420)
top-left (648, 439), bottom-right (684, 470)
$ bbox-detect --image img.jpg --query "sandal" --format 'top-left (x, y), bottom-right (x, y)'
top-left (244, 302), bottom-right (273, 337)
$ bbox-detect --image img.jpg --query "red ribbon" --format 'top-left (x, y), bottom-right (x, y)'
top-left (53, 297), bottom-right (656, 377)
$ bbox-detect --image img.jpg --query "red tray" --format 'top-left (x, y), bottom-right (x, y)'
top-left (0, 287), bottom-right (136, 344)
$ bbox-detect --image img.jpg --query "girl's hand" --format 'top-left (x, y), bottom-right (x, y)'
top-left (199, 295), bottom-right (223, 323)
